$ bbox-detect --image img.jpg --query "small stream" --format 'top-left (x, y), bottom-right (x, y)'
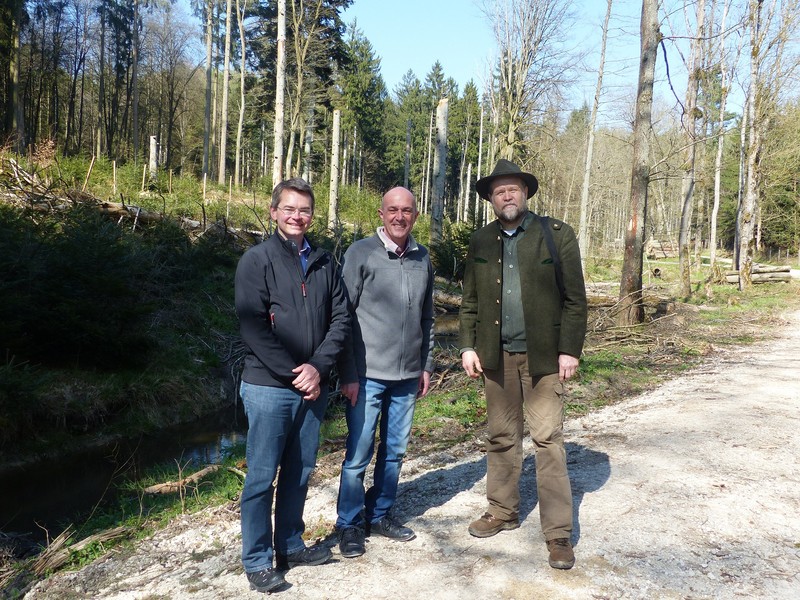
top-left (0, 404), bottom-right (248, 544)
top-left (0, 315), bottom-right (459, 545)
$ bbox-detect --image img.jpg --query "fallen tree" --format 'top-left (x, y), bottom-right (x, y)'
top-left (724, 265), bottom-right (792, 284)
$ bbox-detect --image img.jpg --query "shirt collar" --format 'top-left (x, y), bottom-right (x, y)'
top-left (377, 227), bottom-right (417, 256)
top-left (277, 231), bottom-right (312, 255)
top-left (502, 211), bottom-right (535, 237)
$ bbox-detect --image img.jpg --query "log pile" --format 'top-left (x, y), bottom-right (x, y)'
top-left (724, 265), bottom-right (792, 284)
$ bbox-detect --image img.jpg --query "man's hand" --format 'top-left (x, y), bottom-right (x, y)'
top-left (292, 363), bottom-right (321, 400)
top-left (418, 371), bottom-right (431, 398)
top-left (558, 353), bottom-right (579, 382)
top-left (340, 382), bottom-right (359, 407)
top-left (461, 350), bottom-right (483, 379)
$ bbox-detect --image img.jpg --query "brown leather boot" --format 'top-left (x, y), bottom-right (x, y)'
top-left (546, 538), bottom-right (575, 569)
top-left (467, 512), bottom-right (520, 538)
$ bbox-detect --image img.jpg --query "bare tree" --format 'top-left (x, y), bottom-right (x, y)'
top-left (217, 0), bottom-right (233, 185)
top-left (677, 0), bottom-right (706, 298)
top-left (328, 108), bottom-right (341, 229)
top-left (475, 97), bottom-right (485, 225)
top-left (737, 0), bottom-right (800, 289)
top-left (234, 0), bottom-right (248, 187)
top-left (618, 0), bottom-right (660, 326)
top-left (272, 0), bottom-right (287, 187)
top-left (481, 0), bottom-right (575, 160)
top-left (709, 0), bottom-right (742, 276)
top-left (202, 0), bottom-right (214, 178)
top-left (579, 0), bottom-right (613, 274)
top-left (132, 0), bottom-right (140, 162)
top-left (284, 0), bottom-right (326, 179)
top-left (430, 97), bottom-right (449, 244)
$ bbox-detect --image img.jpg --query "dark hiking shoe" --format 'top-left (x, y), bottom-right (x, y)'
top-left (367, 516), bottom-right (416, 541)
top-left (275, 543), bottom-right (332, 571)
top-left (467, 512), bottom-right (520, 538)
top-left (546, 538), bottom-right (575, 569)
top-left (246, 568), bottom-right (286, 593)
top-left (339, 526), bottom-right (366, 557)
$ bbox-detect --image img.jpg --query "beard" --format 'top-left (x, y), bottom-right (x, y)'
top-left (493, 203), bottom-right (527, 225)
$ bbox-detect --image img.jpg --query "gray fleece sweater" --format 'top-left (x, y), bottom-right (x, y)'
top-left (338, 233), bottom-right (435, 383)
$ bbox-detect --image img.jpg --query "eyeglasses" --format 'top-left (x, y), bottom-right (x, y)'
top-left (276, 206), bottom-right (313, 218)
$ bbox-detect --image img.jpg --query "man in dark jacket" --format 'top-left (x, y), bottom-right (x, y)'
top-left (235, 178), bottom-right (350, 593)
top-left (459, 160), bottom-right (587, 570)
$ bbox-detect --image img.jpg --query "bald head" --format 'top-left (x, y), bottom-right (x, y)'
top-left (379, 187), bottom-right (419, 247)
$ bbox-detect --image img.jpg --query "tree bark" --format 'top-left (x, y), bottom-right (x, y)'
top-left (217, 0), bottom-right (233, 185)
top-left (328, 109), bottom-right (341, 229)
top-left (618, 0), bottom-right (659, 326)
top-left (430, 98), bottom-right (449, 244)
top-left (579, 0), bottom-right (613, 275)
top-left (234, 0), bottom-right (248, 188)
top-left (272, 0), bottom-right (287, 187)
top-left (132, 0), bottom-right (140, 163)
top-left (709, 0), bottom-right (734, 275)
top-left (678, 0), bottom-right (706, 298)
top-left (202, 0), bottom-right (214, 178)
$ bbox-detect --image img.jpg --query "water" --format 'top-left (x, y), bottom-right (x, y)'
top-left (0, 403), bottom-right (247, 544)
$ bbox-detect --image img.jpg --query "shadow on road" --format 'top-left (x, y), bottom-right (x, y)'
top-left (389, 441), bottom-right (610, 549)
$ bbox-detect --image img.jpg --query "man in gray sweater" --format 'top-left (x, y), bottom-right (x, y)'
top-left (336, 186), bottom-right (435, 558)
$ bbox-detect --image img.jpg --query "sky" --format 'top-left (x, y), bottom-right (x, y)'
top-left (341, 0), bottom-right (495, 95)
top-left (341, 0), bottom-right (651, 124)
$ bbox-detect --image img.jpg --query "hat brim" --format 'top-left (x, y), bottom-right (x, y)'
top-left (476, 172), bottom-right (539, 200)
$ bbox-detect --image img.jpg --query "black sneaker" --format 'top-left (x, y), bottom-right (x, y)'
top-left (275, 543), bottom-right (333, 571)
top-left (246, 568), bottom-right (286, 593)
top-left (367, 516), bottom-right (416, 542)
top-left (339, 526), bottom-right (366, 558)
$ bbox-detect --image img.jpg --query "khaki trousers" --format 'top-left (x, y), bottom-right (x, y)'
top-left (483, 351), bottom-right (573, 540)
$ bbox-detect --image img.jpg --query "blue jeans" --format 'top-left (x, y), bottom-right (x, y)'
top-left (239, 381), bottom-right (328, 573)
top-left (336, 377), bottom-right (418, 528)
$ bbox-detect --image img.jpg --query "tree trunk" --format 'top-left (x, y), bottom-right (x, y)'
top-left (202, 0), bottom-right (213, 177)
top-left (709, 0), bottom-right (733, 275)
top-left (149, 135), bottom-right (157, 183)
top-left (618, 0), bottom-right (659, 326)
top-left (430, 98), bottom-right (449, 244)
top-left (678, 0), bottom-right (706, 298)
top-left (422, 110), bottom-right (434, 214)
top-left (328, 109), bottom-right (341, 229)
top-left (272, 0), bottom-right (286, 187)
top-left (132, 0), bottom-right (140, 163)
top-left (579, 0), bottom-right (613, 275)
top-left (11, 0), bottom-right (25, 153)
top-left (234, 0), bottom-right (248, 188)
top-left (463, 162), bottom-right (472, 222)
top-left (475, 99), bottom-right (485, 226)
top-left (217, 0), bottom-right (233, 185)
top-left (404, 118), bottom-right (411, 188)
top-left (302, 110), bottom-right (313, 182)
top-left (97, 5), bottom-right (106, 158)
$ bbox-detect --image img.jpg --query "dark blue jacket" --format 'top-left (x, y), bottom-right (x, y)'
top-left (235, 233), bottom-right (351, 389)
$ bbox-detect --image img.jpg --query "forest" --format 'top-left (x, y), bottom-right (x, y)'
top-left (1, 0), bottom-right (798, 274)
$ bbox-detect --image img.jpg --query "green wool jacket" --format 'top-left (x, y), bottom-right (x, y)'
top-left (458, 213), bottom-right (588, 376)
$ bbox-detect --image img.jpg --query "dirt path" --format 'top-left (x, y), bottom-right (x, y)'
top-left (25, 311), bottom-right (800, 600)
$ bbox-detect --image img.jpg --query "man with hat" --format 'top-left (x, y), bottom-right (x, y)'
top-left (458, 159), bottom-right (587, 569)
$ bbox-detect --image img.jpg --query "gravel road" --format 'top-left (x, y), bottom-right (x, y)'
top-left (25, 310), bottom-right (800, 600)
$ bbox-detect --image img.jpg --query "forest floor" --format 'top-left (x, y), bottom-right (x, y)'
top-left (20, 303), bottom-right (800, 600)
